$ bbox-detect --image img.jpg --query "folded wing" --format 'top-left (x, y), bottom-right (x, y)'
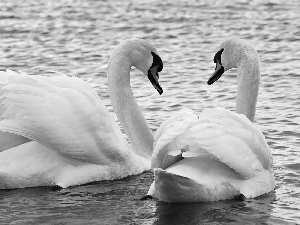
top-left (0, 70), bottom-right (129, 165)
top-left (152, 107), bottom-right (272, 179)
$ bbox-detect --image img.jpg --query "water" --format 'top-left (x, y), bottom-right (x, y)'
top-left (0, 0), bottom-right (299, 224)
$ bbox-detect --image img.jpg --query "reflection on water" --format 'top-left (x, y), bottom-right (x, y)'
top-left (0, 172), bottom-right (281, 225)
top-left (0, 0), bottom-right (300, 224)
top-left (154, 192), bottom-right (276, 224)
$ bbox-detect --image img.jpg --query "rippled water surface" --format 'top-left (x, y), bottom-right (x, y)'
top-left (0, 0), bottom-right (300, 224)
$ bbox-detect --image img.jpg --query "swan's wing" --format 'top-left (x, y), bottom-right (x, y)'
top-left (151, 108), bottom-right (199, 169)
top-left (152, 107), bottom-right (272, 179)
top-left (0, 70), bottom-right (129, 164)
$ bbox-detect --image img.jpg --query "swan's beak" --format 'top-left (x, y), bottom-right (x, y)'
top-left (148, 65), bottom-right (163, 95)
top-left (207, 61), bottom-right (225, 85)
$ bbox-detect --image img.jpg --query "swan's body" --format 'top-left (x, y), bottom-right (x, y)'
top-left (0, 39), bottom-right (163, 189)
top-left (147, 38), bottom-right (275, 203)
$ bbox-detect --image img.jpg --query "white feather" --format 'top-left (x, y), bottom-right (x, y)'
top-left (149, 108), bottom-right (274, 202)
top-left (0, 70), bottom-right (128, 165)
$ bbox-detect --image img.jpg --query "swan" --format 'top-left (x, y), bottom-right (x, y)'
top-left (0, 39), bottom-right (163, 189)
top-left (145, 38), bottom-right (275, 203)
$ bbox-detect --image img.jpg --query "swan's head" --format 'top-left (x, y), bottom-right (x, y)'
top-left (109, 39), bottom-right (164, 95)
top-left (208, 38), bottom-right (259, 85)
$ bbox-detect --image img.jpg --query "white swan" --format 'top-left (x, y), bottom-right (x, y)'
top-left (0, 39), bottom-right (163, 189)
top-left (146, 38), bottom-right (275, 203)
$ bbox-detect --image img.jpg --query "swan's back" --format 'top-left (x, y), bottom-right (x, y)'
top-left (151, 108), bottom-right (274, 200)
top-left (0, 70), bottom-right (130, 165)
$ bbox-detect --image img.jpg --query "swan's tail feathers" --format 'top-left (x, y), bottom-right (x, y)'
top-left (152, 108), bottom-right (273, 178)
top-left (0, 70), bottom-right (130, 164)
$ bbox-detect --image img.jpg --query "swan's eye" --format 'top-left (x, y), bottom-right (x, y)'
top-left (151, 52), bottom-right (163, 72)
top-left (214, 48), bottom-right (224, 64)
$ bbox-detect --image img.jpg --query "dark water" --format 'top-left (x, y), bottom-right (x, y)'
top-left (0, 0), bottom-right (300, 224)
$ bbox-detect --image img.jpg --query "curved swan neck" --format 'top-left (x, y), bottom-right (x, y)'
top-left (107, 51), bottom-right (153, 159)
top-left (235, 54), bottom-right (260, 122)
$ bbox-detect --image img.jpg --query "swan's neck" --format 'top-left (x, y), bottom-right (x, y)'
top-left (235, 58), bottom-right (260, 122)
top-left (107, 56), bottom-right (153, 160)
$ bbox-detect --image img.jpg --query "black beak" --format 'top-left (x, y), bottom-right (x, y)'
top-left (148, 66), bottom-right (163, 95)
top-left (148, 52), bottom-right (163, 95)
top-left (207, 61), bottom-right (225, 85)
top-left (208, 48), bottom-right (224, 85)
